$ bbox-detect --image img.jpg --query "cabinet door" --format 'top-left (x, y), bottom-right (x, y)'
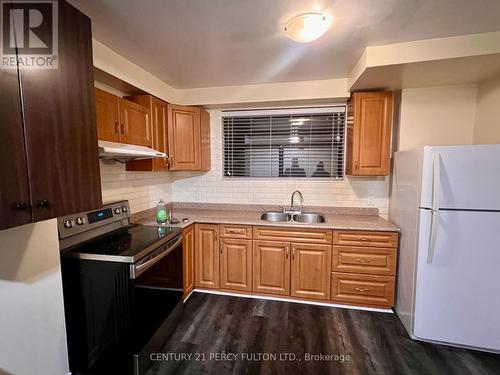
top-left (19, 0), bottom-right (102, 221)
top-left (182, 225), bottom-right (195, 297)
top-left (195, 224), bottom-right (219, 288)
top-left (220, 239), bottom-right (252, 291)
top-left (346, 92), bottom-right (393, 176)
top-left (167, 105), bottom-right (200, 170)
top-left (119, 98), bottom-right (152, 147)
top-left (95, 87), bottom-right (119, 142)
top-left (253, 241), bottom-right (290, 296)
top-left (199, 109), bottom-right (211, 171)
top-left (125, 95), bottom-right (169, 171)
top-left (151, 97), bottom-right (169, 170)
top-left (290, 243), bottom-right (331, 300)
top-left (0, 68), bottom-right (32, 229)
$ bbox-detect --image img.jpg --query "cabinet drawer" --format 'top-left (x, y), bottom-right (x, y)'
top-left (219, 224), bottom-right (252, 239)
top-left (253, 226), bottom-right (332, 244)
top-left (332, 246), bottom-right (396, 276)
top-left (332, 230), bottom-right (398, 248)
top-left (331, 272), bottom-right (395, 307)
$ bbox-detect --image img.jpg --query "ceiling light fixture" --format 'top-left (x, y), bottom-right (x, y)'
top-left (284, 12), bottom-right (331, 43)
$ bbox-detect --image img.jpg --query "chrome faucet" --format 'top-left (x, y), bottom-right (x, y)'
top-left (289, 190), bottom-right (303, 214)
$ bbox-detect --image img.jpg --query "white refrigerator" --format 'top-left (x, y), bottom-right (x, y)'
top-left (389, 145), bottom-right (500, 353)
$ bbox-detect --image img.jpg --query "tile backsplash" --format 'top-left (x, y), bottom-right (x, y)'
top-left (100, 110), bottom-right (390, 217)
top-left (100, 161), bottom-right (173, 213)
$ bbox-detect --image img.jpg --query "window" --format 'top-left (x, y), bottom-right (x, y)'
top-left (223, 107), bottom-right (345, 179)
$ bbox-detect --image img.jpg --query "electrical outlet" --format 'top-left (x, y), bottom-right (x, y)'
top-left (368, 195), bottom-right (375, 206)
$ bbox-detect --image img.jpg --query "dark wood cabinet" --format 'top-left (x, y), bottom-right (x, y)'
top-left (126, 95), bottom-right (169, 171)
top-left (0, 0), bottom-right (102, 229)
top-left (346, 92), bottom-right (393, 176)
top-left (0, 69), bottom-right (31, 229)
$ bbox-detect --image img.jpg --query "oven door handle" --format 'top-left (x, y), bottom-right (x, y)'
top-left (130, 235), bottom-right (183, 279)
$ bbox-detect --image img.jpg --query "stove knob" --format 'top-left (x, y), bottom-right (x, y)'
top-left (114, 208), bottom-right (121, 215)
top-left (64, 220), bottom-right (73, 229)
top-left (76, 217), bottom-right (85, 225)
top-left (122, 206), bottom-right (128, 213)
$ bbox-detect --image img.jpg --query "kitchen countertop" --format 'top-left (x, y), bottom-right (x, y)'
top-left (131, 203), bottom-right (399, 232)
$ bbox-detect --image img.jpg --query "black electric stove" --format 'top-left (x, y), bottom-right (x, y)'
top-left (62, 223), bottom-right (180, 263)
top-left (59, 201), bottom-right (184, 375)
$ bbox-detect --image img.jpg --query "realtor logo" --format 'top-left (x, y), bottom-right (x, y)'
top-left (1, 0), bottom-right (58, 69)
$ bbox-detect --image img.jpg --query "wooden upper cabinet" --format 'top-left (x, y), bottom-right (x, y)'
top-left (182, 225), bottom-right (195, 297)
top-left (167, 104), bottom-right (201, 170)
top-left (290, 243), bottom-right (331, 300)
top-left (17, 0), bottom-right (102, 222)
top-left (95, 87), bottom-right (119, 142)
top-left (0, 69), bottom-right (31, 229)
top-left (199, 109), bottom-right (211, 171)
top-left (119, 98), bottom-right (152, 147)
top-left (94, 89), bottom-right (152, 147)
top-left (346, 92), bottom-right (393, 176)
top-left (220, 239), bottom-right (253, 292)
top-left (126, 95), bottom-right (169, 171)
top-left (253, 240), bottom-right (290, 296)
top-left (195, 224), bottom-right (220, 289)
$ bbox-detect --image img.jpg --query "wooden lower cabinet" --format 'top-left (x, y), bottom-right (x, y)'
top-left (332, 246), bottom-right (396, 276)
top-left (291, 243), bottom-right (331, 300)
top-left (331, 272), bottom-right (395, 307)
top-left (182, 225), bottom-right (195, 297)
top-left (195, 224), bottom-right (219, 288)
top-left (220, 239), bottom-right (252, 291)
top-left (191, 225), bottom-right (398, 308)
top-left (253, 241), bottom-right (290, 296)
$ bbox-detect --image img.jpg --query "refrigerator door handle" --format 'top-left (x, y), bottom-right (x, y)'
top-left (431, 152), bottom-right (441, 211)
top-left (427, 152), bottom-right (441, 264)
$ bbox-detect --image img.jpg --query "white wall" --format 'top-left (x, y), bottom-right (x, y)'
top-left (171, 110), bottom-right (390, 216)
top-left (397, 84), bottom-right (477, 151)
top-left (474, 74), bottom-right (500, 144)
top-left (0, 220), bottom-right (69, 375)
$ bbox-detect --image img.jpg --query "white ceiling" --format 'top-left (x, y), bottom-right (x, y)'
top-left (69, 0), bottom-right (500, 89)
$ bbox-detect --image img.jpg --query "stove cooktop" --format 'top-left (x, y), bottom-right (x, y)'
top-left (62, 224), bottom-right (181, 263)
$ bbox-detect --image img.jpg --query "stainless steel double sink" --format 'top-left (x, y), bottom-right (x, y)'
top-left (260, 211), bottom-right (326, 224)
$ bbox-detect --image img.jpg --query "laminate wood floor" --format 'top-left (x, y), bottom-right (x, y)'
top-left (145, 293), bottom-right (500, 375)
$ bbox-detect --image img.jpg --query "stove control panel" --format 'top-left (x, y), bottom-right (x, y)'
top-left (58, 200), bottom-right (131, 240)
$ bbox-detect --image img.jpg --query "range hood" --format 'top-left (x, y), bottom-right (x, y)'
top-left (98, 140), bottom-right (167, 162)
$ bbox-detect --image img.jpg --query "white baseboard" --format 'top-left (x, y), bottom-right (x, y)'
top-left (193, 288), bottom-right (393, 314)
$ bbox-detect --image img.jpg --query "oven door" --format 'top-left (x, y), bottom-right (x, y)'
top-left (129, 233), bottom-right (184, 375)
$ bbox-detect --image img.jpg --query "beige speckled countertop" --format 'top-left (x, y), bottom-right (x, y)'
top-left (131, 203), bottom-right (399, 232)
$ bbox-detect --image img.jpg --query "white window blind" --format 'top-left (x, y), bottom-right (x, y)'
top-left (223, 107), bottom-right (345, 179)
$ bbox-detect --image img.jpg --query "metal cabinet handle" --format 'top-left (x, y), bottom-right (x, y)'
top-left (285, 246), bottom-right (289, 259)
top-left (214, 230), bottom-right (218, 241)
top-left (171, 156), bottom-right (175, 166)
top-left (220, 241), bottom-right (223, 254)
top-left (292, 247), bottom-right (296, 260)
top-left (15, 201), bottom-right (29, 211)
top-left (228, 229), bottom-right (241, 234)
top-left (356, 258), bottom-right (370, 263)
top-left (355, 287), bottom-right (369, 292)
top-left (37, 200), bottom-right (49, 208)
top-left (120, 123), bottom-right (125, 135)
top-left (114, 120), bottom-right (119, 134)
top-left (354, 160), bottom-right (359, 170)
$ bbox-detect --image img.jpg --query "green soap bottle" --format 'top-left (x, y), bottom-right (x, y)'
top-left (156, 199), bottom-right (168, 224)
